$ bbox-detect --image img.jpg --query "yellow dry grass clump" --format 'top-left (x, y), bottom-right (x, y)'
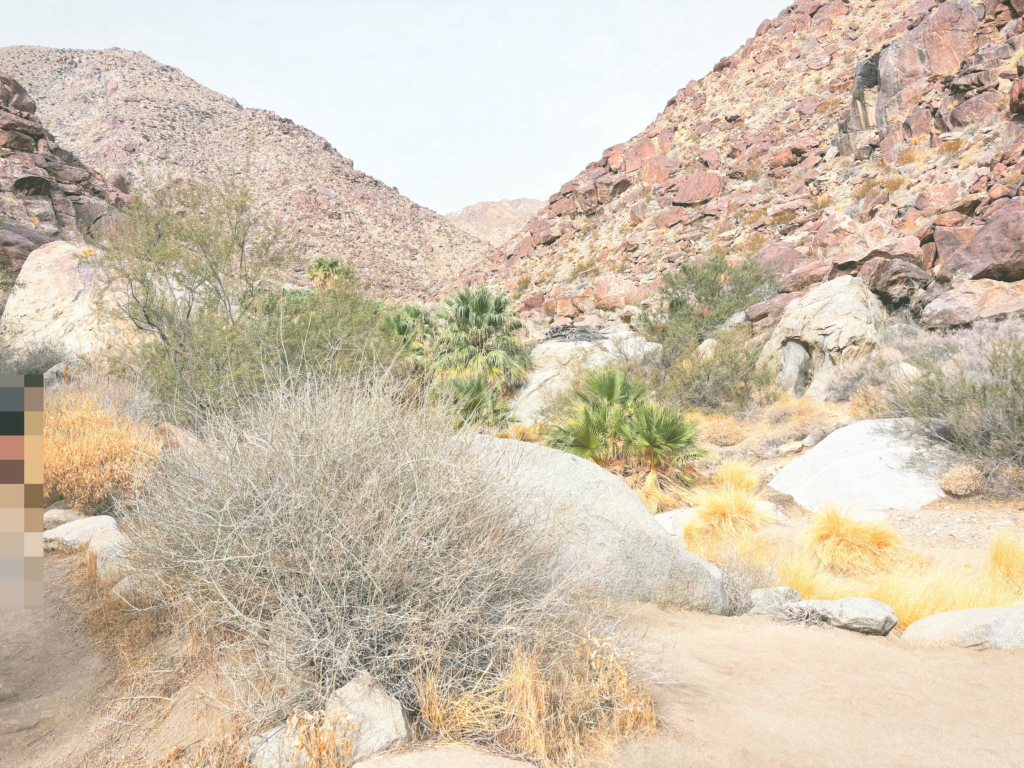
top-left (989, 533), bottom-right (1024, 595)
top-left (44, 388), bottom-right (161, 512)
top-left (694, 414), bottom-right (748, 447)
top-left (803, 509), bottom-right (908, 572)
top-left (416, 639), bottom-right (654, 767)
top-left (626, 470), bottom-right (687, 514)
top-left (682, 462), bottom-right (775, 559)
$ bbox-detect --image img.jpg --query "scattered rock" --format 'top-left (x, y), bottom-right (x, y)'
top-left (43, 515), bottom-right (118, 549)
top-left (748, 586), bottom-right (801, 616)
top-left (42, 505), bottom-right (82, 530)
top-left (902, 607), bottom-right (1024, 649)
top-left (783, 598), bottom-right (898, 636)
top-left (87, 529), bottom-right (129, 584)
top-left (921, 279), bottom-right (1024, 328)
top-left (769, 419), bottom-right (944, 512)
top-left (474, 436), bottom-right (727, 613)
top-left (324, 673), bottom-right (413, 762)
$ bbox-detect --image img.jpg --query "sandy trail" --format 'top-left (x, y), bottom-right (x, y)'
top-left (609, 605), bottom-right (1024, 768)
top-left (0, 555), bottom-right (113, 768)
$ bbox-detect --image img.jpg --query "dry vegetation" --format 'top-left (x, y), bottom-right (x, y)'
top-left (116, 376), bottom-right (652, 766)
top-left (44, 379), bottom-right (161, 512)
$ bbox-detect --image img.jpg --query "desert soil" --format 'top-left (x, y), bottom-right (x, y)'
top-left (4, 553), bottom-right (1024, 767)
top-left (0, 554), bottom-right (113, 768)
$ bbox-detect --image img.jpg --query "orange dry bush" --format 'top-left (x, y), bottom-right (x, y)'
top-left (803, 509), bottom-right (907, 573)
top-left (44, 388), bottom-right (161, 512)
top-left (416, 639), bottom-right (654, 768)
top-left (683, 485), bottom-right (776, 560)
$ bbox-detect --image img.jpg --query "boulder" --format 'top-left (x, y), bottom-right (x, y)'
top-left (474, 436), bottom-right (728, 613)
top-left (757, 277), bottom-right (886, 398)
top-left (87, 529), bottom-right (129, 584)
top-left (0, 241), bottom-right (128, 357)
top-left (921, 279), bottom-right (1024, 328)
top-left (43, 515), bottom-right (118, 549)
top-left (748, 586), bottom-right (801, 616)
top-left (653, 508), bottom-right (695, 538)
top-left (769, 419), bottom-right (944, 512)
top-left (248, 725), bottom-right (301, 768)
top-left (42, 359), bottom-right (90, 387)
top-left (510, 327), bottom-right (660, 425)
top-left (935, 197), bottom-right (1024, 282)
top-left (111, 574), bottom-right (156, 608)
top-left (901, 607), bottom-right (1024, 649)
top-left (42, 505), bottom-right (82, 530)
top-left (784, 598), bottom-right (899, 635)
top-left (324, 673), bottom-right (412, 762)
top-left (672, 172), bottom-right (725, 205)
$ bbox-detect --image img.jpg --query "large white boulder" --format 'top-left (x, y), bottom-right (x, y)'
top-left (88, 529), bottom-right (130, 584)
top-left (474, 435), bottom-right (727, 613)
top-left (768, 419), bottom-right (944, 513)
top-left (510, 326), bottom-right (660, 425)
top-left (0, 241), bottom-right (129, 357)
top-left (757, 276), bottom-right (886, 398)
top-left (901, 608), bottom-right (1024, 650)
top-left (43, 515), bottom-right (118, 549)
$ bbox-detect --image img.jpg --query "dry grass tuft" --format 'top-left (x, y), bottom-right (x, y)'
top-left (683, 485), bottom-right (776, 560)
top-left (803, 509), bottom-right (908, 573)
top-left (625, 471), bottom-right (686, 514)
top-left (939, 464), bottom-right (984, 497)
top-left (44, 386), bottom-right (161, 512)
top-left (712, 461), bottom-right (760, 493)
top-left (989, 533), bottom-right (1024, 596)
top-left (286, 708), bottom-right (356, 768)
top-left (695, 414), bottom-right (748, 447)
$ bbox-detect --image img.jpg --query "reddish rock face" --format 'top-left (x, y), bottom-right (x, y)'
top-left (950, 91), bottom-right (1003, 128)
top-left (755, 242), bottom-right (806, 276)
top-left (1011, 78), bottom-right (1024, 114)
top-left (744, 291), bottom-right (806, 322)
top-left (922, 279), bottom-right (1024, 327)
top-left (933, 226), bottom-right (979, 266)
top-left (672, 172), bottom-right (725, 205)
top-left (780, 260), bottom-right (831, 292)
top-left (656, 207), bottom-right (703, 229)
top-left (640, 156), bottom-right (681, 186)
top-left (915, 183), bottom-right (962, 215)
top-left (937, 197), bottom-right (1024, 281)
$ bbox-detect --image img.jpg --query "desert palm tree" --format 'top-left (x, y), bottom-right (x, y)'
top-left (386, 304), bottom-right (438, 372)
top-left (432, 286), bottom-right (530, 390)
top-left (547, 403), bottom-right (616, 465)
top-left (624, 401), bottom-right (705, 471)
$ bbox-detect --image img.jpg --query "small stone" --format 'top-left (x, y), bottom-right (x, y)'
top-left (783, 598), bottom-right (898, 635)
top-left (324, 673), bottom-right (412, 762)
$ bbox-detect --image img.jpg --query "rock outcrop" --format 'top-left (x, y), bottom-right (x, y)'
top-left (0, 72), bottom-right (119, 271)
top-left (757, 276), bottom-right (886, 398)
top-left (474, 435), bottom-right (728, 613)
top-left (0, 47), bottom-right (487, 302)
top-left (458, 0), bottom-right (1024, 332)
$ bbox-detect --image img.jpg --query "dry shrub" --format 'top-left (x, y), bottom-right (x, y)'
top-left (696, 414), bottom-right (747, 447)
top-left (683, 485), bottom-right (776, 560)
top-left (152, 728), bottom-right (248, 768)
top-left (989, 533), bottom-right (1024, 596)
top-left (287, 708), bottom-right (356, 768)
top-left (44, 381), bottom-right (160, 512)
top-left (939, 464), bottom-right (984, 497)
top-left (125, 376), bottom-right (651, 765)
top-left (803, 509), bottom-right (908, 573)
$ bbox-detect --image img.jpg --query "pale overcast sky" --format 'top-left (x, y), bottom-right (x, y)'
top-left (0, 1), bottom-right (784, 213)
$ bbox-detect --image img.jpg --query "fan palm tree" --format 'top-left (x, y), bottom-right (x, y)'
top-left (624, 401), bottom-right (706, 471)
top-left (432, 286), bottom-right (530, 390)
top-left (385, 304), bottom-right (438, 371)
top-left (546, 403), bottom-right (616, 465)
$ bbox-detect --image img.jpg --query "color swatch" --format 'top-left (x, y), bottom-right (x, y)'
top-left (0, 375), bottom-right (43, 609)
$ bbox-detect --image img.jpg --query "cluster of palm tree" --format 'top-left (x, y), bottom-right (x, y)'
top-left (388, 286), bottom-right (530, 423)
top-left (546, 369), bottom-right (706, 511)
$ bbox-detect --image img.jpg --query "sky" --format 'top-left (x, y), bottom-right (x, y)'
top-left (0, 0), bottom-right (785, 213)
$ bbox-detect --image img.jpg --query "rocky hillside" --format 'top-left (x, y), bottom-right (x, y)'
top-left (467, 0), bottom-right (1024, 332)
top-left (0, 47), bottom-right (487, 301)
top-left (0, 72), bottom-right (119, 272)
top-left (446, 198), bottom-right (544, 246)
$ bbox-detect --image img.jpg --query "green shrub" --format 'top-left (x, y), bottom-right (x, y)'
top-left (99, 178), bottom-right (394, 419)
top-left (0, 342), bottom-right (68, 376)
top-left (884, 328), bottom-right (1024, 466)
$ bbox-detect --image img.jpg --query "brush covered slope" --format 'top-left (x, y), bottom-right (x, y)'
top-left (446, 198), bottom-right (545, 246)
top-left (468, 0), bottom-right (1024, 330)
top-left (0, 72), bottom-right (120, 271)
top-left (0, 47), bottom-right (488, 301)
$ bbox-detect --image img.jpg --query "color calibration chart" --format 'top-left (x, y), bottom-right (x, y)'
top-left (0, 375), bottom-right (43, 608)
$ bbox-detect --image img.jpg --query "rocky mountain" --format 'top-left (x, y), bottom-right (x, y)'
top-left (445, 198), bottom-right (544, 246)
top-left (0, 72), bottom-right (120, 272)
top-left (0, 46), bottom-right (487, 301)
top-left (467, 0), bottom-right (1024, 333)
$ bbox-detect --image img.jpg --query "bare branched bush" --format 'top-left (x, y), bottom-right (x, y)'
top-left (123, 376), bottom-right (651, 764)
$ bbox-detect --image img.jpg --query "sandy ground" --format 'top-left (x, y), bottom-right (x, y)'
top-left (0, 555), bottom-right (113, 768)
top-left (5, 553), bottom-right (1024, 768)
top-left (608, 605), bottom-right (1024, 768)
